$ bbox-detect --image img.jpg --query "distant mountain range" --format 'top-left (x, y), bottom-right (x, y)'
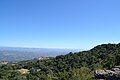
top-left (0, 47), bottom-right (80, 62)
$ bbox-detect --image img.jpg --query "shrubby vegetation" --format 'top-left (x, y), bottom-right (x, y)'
top-left (0, 43), bottom-right (120, 80)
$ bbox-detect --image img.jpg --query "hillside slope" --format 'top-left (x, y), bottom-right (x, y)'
top-left (0, 43), bottom-right (120, 80)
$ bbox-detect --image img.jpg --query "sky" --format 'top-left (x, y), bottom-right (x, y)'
top-left (0, 0), bottom-right (120, 49)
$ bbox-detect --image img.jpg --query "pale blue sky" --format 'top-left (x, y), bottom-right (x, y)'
top-left (0, 0), bottom-right (120, 49)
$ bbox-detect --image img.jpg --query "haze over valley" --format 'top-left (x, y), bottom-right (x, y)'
top-left (0, 47), bottom-right (79, 62)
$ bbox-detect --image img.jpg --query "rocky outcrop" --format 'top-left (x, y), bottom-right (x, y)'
top-left (95, 66), bottom-right (120, 80)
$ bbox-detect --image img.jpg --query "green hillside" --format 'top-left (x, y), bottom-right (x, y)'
top-left (0, 43), bottom-right (120, 80)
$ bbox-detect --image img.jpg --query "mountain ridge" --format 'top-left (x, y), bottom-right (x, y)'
top-left (0, 43), bottom-right (120, 79)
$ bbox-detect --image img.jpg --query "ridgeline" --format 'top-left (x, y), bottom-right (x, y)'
top-left (0, 43), bottom-right (120, 80)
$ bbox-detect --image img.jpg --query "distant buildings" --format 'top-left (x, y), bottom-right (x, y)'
top-left (34, 57), bottom-right (50, 60)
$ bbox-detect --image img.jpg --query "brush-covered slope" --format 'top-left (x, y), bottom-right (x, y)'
top-left (0, 43), bottom-right (120, 80)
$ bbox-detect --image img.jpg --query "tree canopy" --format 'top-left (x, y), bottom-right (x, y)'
top-left (0, 43), bottom-right (120, 80)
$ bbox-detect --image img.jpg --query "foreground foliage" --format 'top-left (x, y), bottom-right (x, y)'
top-left (0, 43), bottom-right (120, 80)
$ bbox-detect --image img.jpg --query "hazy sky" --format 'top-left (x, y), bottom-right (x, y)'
top-left (0, 0), bottom-right (120, 49)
